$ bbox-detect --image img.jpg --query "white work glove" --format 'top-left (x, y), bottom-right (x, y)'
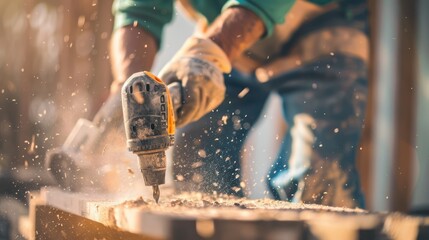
top-left (159, 36), bottom-right (231, 127)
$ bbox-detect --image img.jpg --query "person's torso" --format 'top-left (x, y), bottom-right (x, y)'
top-left (178, 0), bottom-right (354, 73)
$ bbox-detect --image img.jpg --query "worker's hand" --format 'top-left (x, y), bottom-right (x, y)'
top-left (159, 36), bottom-right (231, 127)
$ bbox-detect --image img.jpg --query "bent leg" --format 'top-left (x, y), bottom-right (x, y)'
top-left (268, 54), bottom-right (368, 208)
top-left (265, 4), bottom-right (370, 208)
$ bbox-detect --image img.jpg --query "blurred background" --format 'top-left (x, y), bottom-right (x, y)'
top-left (0, 1), bottom-right (428, 230)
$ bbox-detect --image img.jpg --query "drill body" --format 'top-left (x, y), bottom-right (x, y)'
top-left (121, 71), bottom-right (179, 202)
top-left (46, 71), bottom-right (179, 201)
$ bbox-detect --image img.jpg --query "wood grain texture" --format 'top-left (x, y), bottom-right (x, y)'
top-left (28, 187), bottom-right (419, 240)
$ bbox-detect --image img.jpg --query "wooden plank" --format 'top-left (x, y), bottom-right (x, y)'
top-left (31, 187), bottom-right (387, 240)
top-left (34, 205), bottom-right (158, 240)
top-left (356, 0), bottom-right (378, 210)
top-left (370, 0), bottom-right (418, 212)
top-left (391, 0), bottom-right (417, 212)
top-left (28, 187), bottom-right (429, 239)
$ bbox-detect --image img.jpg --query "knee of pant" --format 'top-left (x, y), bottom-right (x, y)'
top-left (282, 114), bottom-right (316, 171)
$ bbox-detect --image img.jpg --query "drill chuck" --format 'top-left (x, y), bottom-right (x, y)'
top-left (137, 151), bottom-right (166, 186)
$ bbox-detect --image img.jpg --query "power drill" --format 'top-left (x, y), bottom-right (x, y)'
top-left (121, 71), bottom-right (181, 203)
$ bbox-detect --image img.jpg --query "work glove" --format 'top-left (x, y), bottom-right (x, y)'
top-left (159, 36), bottom-right (231, 127)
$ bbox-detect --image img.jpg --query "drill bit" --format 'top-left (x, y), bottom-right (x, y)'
top-left (152, 185), bottom-right (160, 203)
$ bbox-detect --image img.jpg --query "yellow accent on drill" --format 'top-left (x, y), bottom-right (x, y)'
top-left (144, 71), bottom-right (163, 84)
top-left (144, 71), bottom-right (176, 135)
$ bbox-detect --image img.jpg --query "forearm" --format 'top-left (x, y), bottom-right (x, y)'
top-left (110, 26), bottom-right (158, 93)
top-left (205, 7), bottom-right (265, 61)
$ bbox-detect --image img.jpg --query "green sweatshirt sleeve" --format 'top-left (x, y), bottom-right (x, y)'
top-left (112, 0), bottom-right (174, 47)
top-left (222, 0), bottom-right (296, 37)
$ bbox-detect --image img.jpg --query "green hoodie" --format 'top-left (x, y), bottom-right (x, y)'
top-left (112, 0), bottom-right (336, 46)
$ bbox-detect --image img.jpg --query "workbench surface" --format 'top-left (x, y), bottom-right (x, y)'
top-left (22, 187), bottom-right (429, 240)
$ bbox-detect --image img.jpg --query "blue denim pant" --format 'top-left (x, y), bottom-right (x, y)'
top-left (173, 6), bottom-right (369, 208)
